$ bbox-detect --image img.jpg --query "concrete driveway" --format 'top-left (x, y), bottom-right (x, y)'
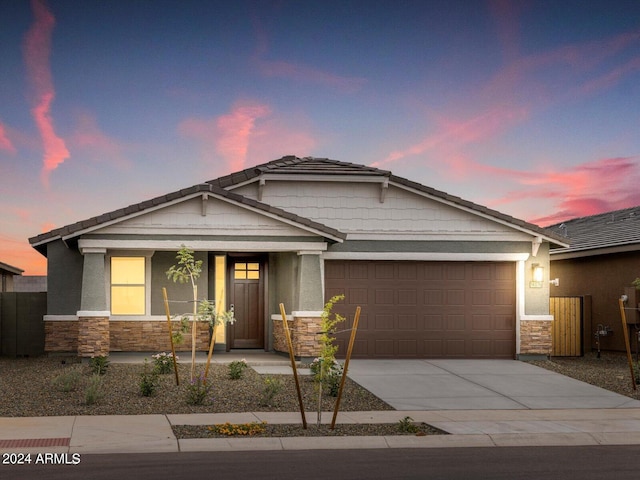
top-left (346, 359), bottom-right (640, 410)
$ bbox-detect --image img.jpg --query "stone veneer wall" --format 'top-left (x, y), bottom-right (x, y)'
top-left (44, 320), bottom-right (211, 355)
top-left (110, 320), bottom-right (210, 352)
top-left (273, 315), bottom-right (322, 358)
top-left (520, 320), bottom-right (552, 356)
top-left (78, 316), bottom-right (110, 357)
top-left (45, 321), bottom-right (78, 352)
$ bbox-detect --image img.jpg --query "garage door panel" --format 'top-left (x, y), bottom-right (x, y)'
top-left (398, 314), bottom-right (417, 330)
top-left (447, 290), bottom-right (465, 306)
top-left (375, 289), bottom-right (394, 305)
top-left (375, 314), bottom-right (394, 329)
top-left (446, 315), bottom-right (466, 331)
top-left (326, 260), bottom-right (516, 359)
top-left (398, 289), bottom-right (417, 305)
top-left (424, 289), bottom-right (443, 305)
top-left (472, 314), bottom-right (492, 330)
top-left (424, 314), bottom-right (443, 330)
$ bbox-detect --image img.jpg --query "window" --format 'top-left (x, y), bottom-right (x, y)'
top-left (111, 257), bottom-right (145, 315)
top-left (234, 262), bottom-right (260, 280)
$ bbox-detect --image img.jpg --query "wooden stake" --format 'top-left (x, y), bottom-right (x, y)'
top-left (191, 284), bottom-right (197, 381)
top-left (619, 297), bottom-right (637, 391)
top-left (162, 287), bottom-right (180, 386)
top-left (204, 324), bottom-right (217, 381)
top-left (331, 306), bottom-right (361, 429)
top-left (279, 303), bottom-right (307, 429)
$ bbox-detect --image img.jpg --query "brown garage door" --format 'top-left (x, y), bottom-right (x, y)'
top-left (325, 261), bottom-right (516, 359)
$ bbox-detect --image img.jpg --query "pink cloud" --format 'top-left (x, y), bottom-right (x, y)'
top-left (375, 105), bottom-right (529, 170)
top-left (67, 111), bottom-right (129, 168)
top-left (484, 157), bottom-right (640, 225)
top-left (0, 122), bottom-right (16, 153)
top-left (23, 0), bottom-right (69, 187)
top-left (179, 101), bottom-right (316, 173)
top-left (255, 59), bottom-right (367, 94)
top-left (215, 103), bottom-right (271, 171)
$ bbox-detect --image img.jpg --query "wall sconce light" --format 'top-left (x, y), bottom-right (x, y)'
top-left (530, 263), bottom-right (544, 288)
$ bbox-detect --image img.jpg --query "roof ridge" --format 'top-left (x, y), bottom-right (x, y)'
top-left (547, 205), bottom-right (640, 228)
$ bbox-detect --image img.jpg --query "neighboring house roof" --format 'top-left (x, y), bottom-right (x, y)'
top-left (29, 156), bottom-right (568, 254)
top-left (548, 205), bottom-right (640, 259)
top-left (0, 261), bottom-right (24, 275)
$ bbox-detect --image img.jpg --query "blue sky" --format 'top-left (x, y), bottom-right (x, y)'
top-left (1, 0), bottom-right (639, 274)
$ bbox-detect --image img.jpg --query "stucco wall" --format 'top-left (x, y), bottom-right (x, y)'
top-left (47, 240), bottom-right (83, 314)
top-left (150, 250), bottom-right (208, 316)
top-left (551, 250), bottom-right (640, 353)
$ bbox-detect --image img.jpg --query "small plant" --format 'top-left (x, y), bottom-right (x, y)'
top-left (633, 277), bottom-right (640, 290)
top-left (152, 352), bottom-right (178, 374)
top-left (185, 372), bottom-right (213, 405)
top-left (228, 359), bottom-right (248, 380)
top-left (139, 359), bottom-right (160, 397)
top-left (51, 366), bottom-right (83, 392)
top-left (208, 421), bottom-right (267, 436)
top-left (89, 355), bottom-right (110, 375)
top-left (397, 416), bottom-right (420, 434)
top-left (310, 357), bottom-right (344, 397)
top-left (259, 375), bottom-right (283, 407)
top-left (84, 374), bottom-right (104, 405)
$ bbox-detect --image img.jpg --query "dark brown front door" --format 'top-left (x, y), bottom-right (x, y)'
top-left (228, 257), bottom-right (265, 349)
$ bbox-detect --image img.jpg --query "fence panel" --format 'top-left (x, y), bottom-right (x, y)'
top-left (0, 292), bottom-right (46, 357)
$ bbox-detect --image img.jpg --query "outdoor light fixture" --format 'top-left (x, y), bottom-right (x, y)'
top-left (530, 263), bottom-right (544, 288)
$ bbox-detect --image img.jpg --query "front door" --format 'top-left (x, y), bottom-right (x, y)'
top-left (228, 257), bottom-right (265, 349)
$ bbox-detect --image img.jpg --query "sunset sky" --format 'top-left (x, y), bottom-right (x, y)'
top-left (1, 0), bottom-right (639, 275)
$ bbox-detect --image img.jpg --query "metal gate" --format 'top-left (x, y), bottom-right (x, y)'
top-left (550, 296), bottom-right (583, 357)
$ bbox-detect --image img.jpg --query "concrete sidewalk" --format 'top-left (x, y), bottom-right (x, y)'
top-left (3, 356), bottom-right (640, 453)
top-left (3, 409), bottom-right (640, 454)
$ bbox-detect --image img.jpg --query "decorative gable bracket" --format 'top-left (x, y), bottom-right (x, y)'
top-left (380, 178), bottom-right (389, 203)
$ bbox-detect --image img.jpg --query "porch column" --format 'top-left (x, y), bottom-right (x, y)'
top-left (77, 248), bottom-right (110, 357)
top-left (296, 251), bottom-right (324, 311)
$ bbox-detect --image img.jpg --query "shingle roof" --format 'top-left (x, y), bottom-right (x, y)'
top-left (547, 206), bottom-right (640, 256)
top-left (29, 155), bottom-right (566, 252)
top-left (29, 181), bottom-right (346, 251)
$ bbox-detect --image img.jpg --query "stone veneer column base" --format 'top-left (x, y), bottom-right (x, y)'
top-left (45, 321), bottom-right (79, 353)
top-left (77, 316), bottom-right (110, 357)
top-left (110, 320), bottom-right (210, 352)
top-left (520, 319), bottom-right (552, 356)
top-left (272, 312), bottom-right (322, 358)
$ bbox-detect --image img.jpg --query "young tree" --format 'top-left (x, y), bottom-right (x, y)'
top-left (166, 246), bottom-right (202, 381)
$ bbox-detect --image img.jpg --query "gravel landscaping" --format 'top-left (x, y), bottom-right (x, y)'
top-left (2, 351), bottom-right (639, 438)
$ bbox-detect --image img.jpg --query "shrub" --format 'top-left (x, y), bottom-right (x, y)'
top-left (209, 421), bottom-right (267, 436)
top-left (89, 355), bottom-right (110, 375)
top-left (228, 359), bottom-right (248, 380)
top-left (139, 360), bottom-right (160, 397)
top-left (310, 358), bottom-right (343, 397)
top-left (397, 416), bottom-right (418, 433)
top-left (259, 376), bottom-right (283, 407)
top-left (51, 367), bottom-right (83, 392)
top-left (152, 352), bottom-right (178, 374)
top-left (84, 374), bottom-right (104, 405)
top-left (185, 373), bottom-right (213, 405)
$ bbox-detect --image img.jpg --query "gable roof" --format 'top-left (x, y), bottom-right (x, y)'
top-left (548, 205), bottom-right (640, 258)
top-left (29, 155), bottom-right (567, 254)
top-left (0, 261), bottom-right (24, 275)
